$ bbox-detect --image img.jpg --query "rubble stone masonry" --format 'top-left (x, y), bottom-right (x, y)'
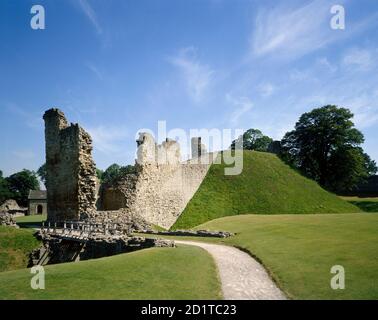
top-left (43, 109), bottom-right (215, 229)
top-left (101, 133), bottom-right (216, 229)
top-left (43, 108), bottom-right (97, 221)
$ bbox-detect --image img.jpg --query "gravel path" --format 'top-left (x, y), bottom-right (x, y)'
top-left (175, 240), bottom-right (287, 300)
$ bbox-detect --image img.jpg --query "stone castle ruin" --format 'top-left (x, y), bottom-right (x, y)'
top-left (29, 108), bottom-right (228, 266)
top-left (43, 109), bottom-right (97, 222)
top-left (43, 108), bottom-right (215, 229)
top-left (100, 132), bottom-right (216, 228)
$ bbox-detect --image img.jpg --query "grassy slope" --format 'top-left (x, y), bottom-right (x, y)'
top-left (194, 213), bottom-right (378, 300)
top-left (173, 151), bottom-right (360, 229)
top-left (0, 245), bottom-right (221, 300)
top-left (0, 226), bottom-right (40, 272)
top-left (341, 196), bottom-right (378, 213)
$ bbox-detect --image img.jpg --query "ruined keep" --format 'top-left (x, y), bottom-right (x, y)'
top-left (43, 109), bottom-right (97, 222)
top-left (43, 108), bottom-right (216, 229)
top-left (100, 133), bottom-right (216, 229)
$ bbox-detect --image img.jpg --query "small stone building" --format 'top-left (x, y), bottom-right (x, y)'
top-left (28, 190), bottom-right (47, 215)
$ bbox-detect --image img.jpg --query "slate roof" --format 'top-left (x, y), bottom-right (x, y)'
top-left (28, 190), bottom-right (47, 200)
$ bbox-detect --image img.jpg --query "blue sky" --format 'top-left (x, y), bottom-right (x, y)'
top-left (1, 0), bottom-right (378, 177)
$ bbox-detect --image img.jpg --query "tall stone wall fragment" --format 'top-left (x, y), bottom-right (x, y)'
top-left (101, 134), bottom-right (216, 229)
top-left (43, 108), bottom-right (97, 221)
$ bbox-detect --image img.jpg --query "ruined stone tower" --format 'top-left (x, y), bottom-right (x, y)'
top-left (43, 108), bottom-right (97, 221)
top-left (101, 133), bottom-right (215, 228)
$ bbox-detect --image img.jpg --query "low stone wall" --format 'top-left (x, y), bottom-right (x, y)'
top-left (0, 211), bottom-right (19, 228)
top-left (141, 229), bottom-right (234, 238)
top-left (0, 199), bottom-right (26, 218)
top-left (88, 210), bottom-right (153, 232)
top-left (30, 232), bottom-right (175, 266)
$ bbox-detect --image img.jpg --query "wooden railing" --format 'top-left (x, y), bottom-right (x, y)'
top-left (41, 220), bottom-right (125, 239)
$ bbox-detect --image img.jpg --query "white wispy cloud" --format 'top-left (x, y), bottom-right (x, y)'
top-left (6, 103), bottom-right (43, 130)
top-left (341, 94), bottom-right (378, 129)
top-left (169, 47), bottom-right (214, 103)
top-left (289, 69), bottom-right (313, 82)
top-left (86, 125), bottom-right (128, 154)
top-left (85, 62), bottom-right (103, 80)
top-left (250, 0), bottom-right (345, 60)
top-left (317, 57), bottom-right (337, 73)
top-left (226, 94), bottom-right (253, 125)
top-left (342, 47), bottom-right (376, 71)
top-left (257, 82), bottom-right (275, 97)
top-left (78, 0), bottom-right (103, 35)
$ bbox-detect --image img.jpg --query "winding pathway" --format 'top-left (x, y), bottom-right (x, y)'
top-left (175, 240), bottom-right (287, 300)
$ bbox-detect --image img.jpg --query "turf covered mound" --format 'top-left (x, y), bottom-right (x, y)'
top-left (173, 151), bottom-right (360, 229)
top-left (0, 226), bottom-right (40, 272)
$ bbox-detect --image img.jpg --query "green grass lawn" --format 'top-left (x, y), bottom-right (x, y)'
top-left (190, 213), bottom-right (378, 300)
top-left (0, 245), bottom-right (221, 300)
top-left (341, 196), bottom-right (378, 213)
top-left (0, 226), bottom-right (40, 272)
top-left (173, 151), bottom-right (360, 229)
top-left (15, 214), bottom-right (46, 228)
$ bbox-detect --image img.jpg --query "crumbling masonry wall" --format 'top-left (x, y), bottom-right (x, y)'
top-left (101, 133), bottom-right (216, 229)
top-left (43, 108), bottom-right (97, 221)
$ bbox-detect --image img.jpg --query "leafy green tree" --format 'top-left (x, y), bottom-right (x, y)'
top-left (102, 164), bottom-right (121, 185)
top-left (96, 168), bottom-right (104, 181)
top-left (40, 163), bottom-right (106, 184)
top-left (102, 163), bottom-right (136, 185)
top-left (280, 105), bottom-right (377, 192)
top-left (119, 165), bottom-right (136, 177)
top-left (0, 171), bottom-right (14, 205)
top-left (37, 163), bottom-right (47, 185)
top-left (231, 129), bottom-right (273, 151)
top-left (5, 169), bottom-right (40, 206)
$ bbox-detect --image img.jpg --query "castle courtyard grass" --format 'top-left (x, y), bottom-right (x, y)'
top-left (140, 213), bottom-right (378, 299)
top-left (196, 213), bottom-right (378, 299)
top-left (15, 214), bottom-right (46, 228)
top-left (0, 244), bottom-right (222, 300)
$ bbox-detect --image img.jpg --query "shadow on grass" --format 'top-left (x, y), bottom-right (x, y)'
top-left (349, 201), bottom-right (378, 213)
top-left (17, 221), bottom-right (43, 229)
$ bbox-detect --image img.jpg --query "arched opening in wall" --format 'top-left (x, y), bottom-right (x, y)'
top-left (37, 205), bottom-right (43, 214)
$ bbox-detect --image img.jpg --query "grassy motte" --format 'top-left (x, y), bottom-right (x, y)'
top-left (195, 213), bottom-right (378, 299)
top-left (0, 226), bottom-right (40, 272)
top-left (0, 245), bottom-right (221, 299)
top-left (341, 196), bottom-right (378, 213)
top-left (173, 151), bottom-right (360, 229)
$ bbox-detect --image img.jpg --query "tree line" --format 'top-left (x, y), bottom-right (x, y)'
top-left (231, 105), bottom-right (377, 193)
top-left (0, 170), bottom-right (40, 206)
top-left (0, 162), bottom-right (137, 207)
